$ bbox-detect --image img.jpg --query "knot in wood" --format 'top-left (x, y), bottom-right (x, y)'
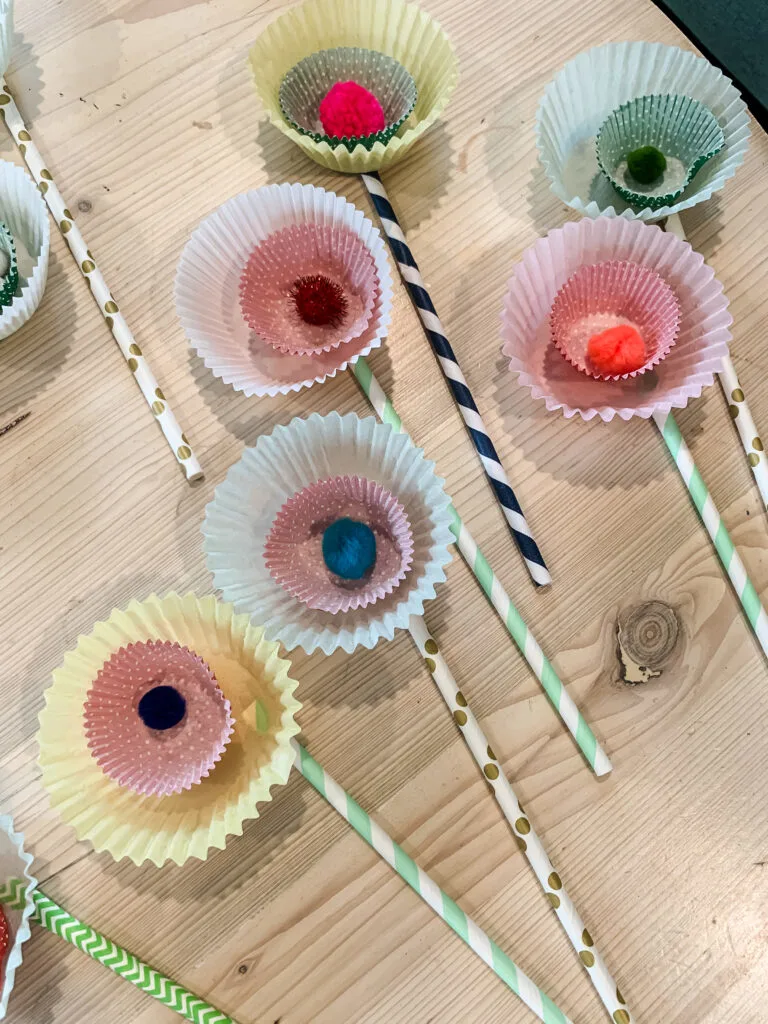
top-left (617, 601), bottom-right (680, 683)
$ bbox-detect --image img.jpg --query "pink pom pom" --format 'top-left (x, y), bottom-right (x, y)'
top-left (319, 80), bottom-right (386, 139)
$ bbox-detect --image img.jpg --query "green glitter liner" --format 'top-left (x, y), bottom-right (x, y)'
top-left (279, 46), bottom-right (417, 152)
top-left (597, 93), bottom-right (725, 211)
top-left (0, 220), bottom-right (19, 308)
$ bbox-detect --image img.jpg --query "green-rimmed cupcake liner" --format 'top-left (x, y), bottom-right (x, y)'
top-left (0, 220), bottom-right (19, 308)
top-left (279, 46), bottom-right (417, 152)
top-left (597, 93), bottom-right (725, 211)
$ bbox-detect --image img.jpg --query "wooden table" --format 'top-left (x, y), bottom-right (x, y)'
top-left (2, 0), bottom-right (768, 1021)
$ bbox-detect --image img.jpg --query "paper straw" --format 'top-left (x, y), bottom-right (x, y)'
top-left (352, 357), bottom-right (611, 776)
top-left (407, 617), bottom-right (631, 1023)
top-left (654, 410), bottom-right (768, 657)
top-left (292, 739), bottom-right (575, 1024)
top-left (0, 83), bottom-right (203, 483)
top-left (0, 880), bottom-right (235, 1024)
top-left (665, 214), bottom-right (768, 511)
top-left (361, 172), bottom-right (551, 588)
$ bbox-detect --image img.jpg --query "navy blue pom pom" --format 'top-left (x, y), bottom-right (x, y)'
top-left (322, 517), bottom-right (377, 580)
top-left (138, 685), bottom-right (187, 730)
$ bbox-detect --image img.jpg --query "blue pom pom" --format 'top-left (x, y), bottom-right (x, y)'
top-left (322, 517), bottom-right (377, 580)
top-left (138, 685), bottom-right (187, 730)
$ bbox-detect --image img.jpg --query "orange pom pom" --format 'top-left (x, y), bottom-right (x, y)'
top-left (587, 324), bottom-right (646, 375)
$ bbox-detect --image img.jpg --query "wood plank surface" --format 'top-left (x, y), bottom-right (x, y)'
top-left (1, 0), bottom-right (768, 1021)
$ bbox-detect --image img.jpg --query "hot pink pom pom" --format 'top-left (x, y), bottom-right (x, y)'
top-left (319, 81), bottom-right (386, 139)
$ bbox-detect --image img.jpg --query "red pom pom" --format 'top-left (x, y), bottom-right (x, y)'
top-left (319, 81), bottom-right (386, 139)
top-left (0, 905), bottom-right (10, 982)
top-left (290, 275), bottom-right (348, 327)
top-left (587, 324), bottom-right (646, 375)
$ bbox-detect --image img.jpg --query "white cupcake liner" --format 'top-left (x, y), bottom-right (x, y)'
top-left (0, 816), bottom-right (36, 1021)
top-left (550, 260), bottom-right (681, 380)
top-left (238, 222), bottom-right (377, 355)
top-left (0, 0), bottom-right (12, 81)
top-left (83, 640), bottom-right (234, 797)
top-left (175, 182), bottom-right (392, 396)
top-left (500, 217), bottom-right (732, 421)
top-left (264, 474), bottom-right (414, 613)
top-left (203, 412), bottom-right (453, 655)
top-left (535, 41), bottom-right (751, 221)
top-left (0, 160), bottom-right (50, 341)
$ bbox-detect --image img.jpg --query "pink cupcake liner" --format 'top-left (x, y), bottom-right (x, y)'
top-left (83, 640), bottom-right (234, 797)
top-left (549, 260), bottom-right (681, 380)
top-left (239, 223), bottom-right (378, 356)
top-left (264, 475), bottom-right (414, 614)
top-left (500, 217), bottom-right (732, 422)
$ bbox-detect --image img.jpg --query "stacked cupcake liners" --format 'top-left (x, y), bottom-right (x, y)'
top-left (531, 42), bottom-right (768, 675)
top-left (3, 0), bottom-right (767, 1021)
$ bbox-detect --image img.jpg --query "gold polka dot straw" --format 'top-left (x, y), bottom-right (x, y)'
top-left (0, 83), bottom-right (203, 483)
top-left (665, 214), bottom-right (767, 512)
top-left (408, 616), bottom-right (634, 1024)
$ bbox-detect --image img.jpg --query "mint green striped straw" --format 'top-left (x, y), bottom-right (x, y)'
top-left (352, 357), bottom-right (611, 776)
top-left (0, 881), bottom-right (235, 1023)
top-left (292, 739), bottom-right (575, 1024)
top-left (654, 410), bottom-right (768, 655)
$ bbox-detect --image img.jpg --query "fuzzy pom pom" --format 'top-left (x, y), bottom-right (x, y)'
top-left (319, 80), bottom-right (386, 139)
top-left (0, 904), bottom-right (9, 979)
top-left (626, 145), bottom-right (667, 185)
top-left (322, 517), bottom-right (377, 580)
top-left (290, 274), bottom-right (349, 328)
top-left (137, 684), bottom-right (187, 730)
top-left (587, 324), bottom-right (646, 375)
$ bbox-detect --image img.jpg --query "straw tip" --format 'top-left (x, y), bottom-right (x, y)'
top-left (593, 751), bottom-right (613, 776)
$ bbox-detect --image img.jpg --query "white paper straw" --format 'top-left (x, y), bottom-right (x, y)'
top-left (0, 82), bottom-right (203, 482)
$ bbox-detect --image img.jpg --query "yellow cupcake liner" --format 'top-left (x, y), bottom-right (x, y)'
top-left (38, 593), bottom-right (301, 867)
top-left (249, 0), bottom-right (458, 173)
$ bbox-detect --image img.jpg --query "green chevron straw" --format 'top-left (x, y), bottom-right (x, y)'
top-left (0, 881), bottom-right (236, 1024)
top-left (292, 740), bottom-right (574, 1024)
top-left (654, 411), bottom-right (768, 656)
top-left (351, 357), bottom-right (611, 776)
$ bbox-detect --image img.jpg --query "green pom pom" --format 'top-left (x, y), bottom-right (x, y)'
top-left (626, 145), bottom-right (667, 185)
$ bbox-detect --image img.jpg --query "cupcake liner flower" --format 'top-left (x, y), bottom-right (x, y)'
top-left (175, 182), bottom-right (392, 396)
top-left (0, 161), bottom-right (50, 341)
top-left (83, 640), bottom-right (235, 797)
top-left (203, 412), bottom-right (454, 655)
top-left (535, 41), bottom-right (750, 221)
top-left (596, 93), bottom-right (724, 211)
top-left (0, 817), bottom-right (36, 1021)
top-left (248, 0), bottom-right (458, 173)
top-left (500, 216), bottom-right (732, 421)
top-left (38, 593), bottom-right (301, 867)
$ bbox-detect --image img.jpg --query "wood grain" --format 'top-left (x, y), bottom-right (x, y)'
top-left (1, 0), bottom-right (768, 1021)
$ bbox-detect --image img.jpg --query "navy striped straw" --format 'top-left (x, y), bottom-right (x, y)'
top-left (361, 172), bottom-right (550, 587)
